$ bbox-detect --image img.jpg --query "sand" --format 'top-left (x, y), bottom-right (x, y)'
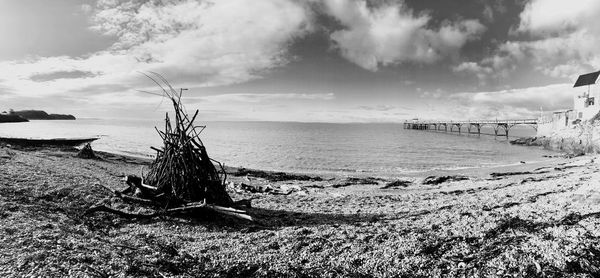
top-left (0, 145), bottom-right (599, 277)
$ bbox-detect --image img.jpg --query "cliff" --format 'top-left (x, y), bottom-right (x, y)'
top-left (515, 117), bottom-right (600, 155)
top-left (536, 121), bottom-right (600, 155)
top-left (11, 110), bottom-right (76, 120)
top-left (0, 114), bottom-right (29, 123)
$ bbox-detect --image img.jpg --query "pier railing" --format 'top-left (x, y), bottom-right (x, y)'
top-left (403, 119), bottom-right (538, 137)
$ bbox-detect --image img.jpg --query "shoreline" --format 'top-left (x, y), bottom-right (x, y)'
top-left (88, 142), bottom-right (565, 181)
top-left (92, 146), bottom-right (570, 182)
top-left (1, 144), bottom-right (599, 276)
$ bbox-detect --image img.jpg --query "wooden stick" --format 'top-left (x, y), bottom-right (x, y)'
top-left (207, 204), bottom-right (247, 214)
top-left (117, 194), bottom-right (156, 205)
top-left (205, 206), bottom-right (253, 221)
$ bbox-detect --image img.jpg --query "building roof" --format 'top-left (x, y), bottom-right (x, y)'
top-left (574, 71), bottom-right (600, 87)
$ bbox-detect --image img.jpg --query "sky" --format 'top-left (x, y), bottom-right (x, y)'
top-left (0, 0), bottom-right (597, 122)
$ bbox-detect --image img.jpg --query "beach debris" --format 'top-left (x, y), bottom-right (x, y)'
top-left (241, 182), bottom-right (274, 193)
top-left (381, 180), bottom-right (412, 189)
top-left (554, 164), bottom-right (580, 171)
top-left (234, 181), bottom-right (304, 195)
top-left (422, 175), bottom-right (468, 185)
top-left (85, 73), bottom-right (251, 221)
top-left (77, 143), bottom-right (96, 159)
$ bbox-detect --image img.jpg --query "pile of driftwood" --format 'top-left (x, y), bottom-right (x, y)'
top-left (85, 73), bottom-right (251, 221)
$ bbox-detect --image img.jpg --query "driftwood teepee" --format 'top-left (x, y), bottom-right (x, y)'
top-left (143, 73), bottom-right (233, 206)
top-left (85, 73), bottom-right (250, 221)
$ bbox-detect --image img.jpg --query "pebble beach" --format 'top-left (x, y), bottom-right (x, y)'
top-left (0, 145), bottom-right (599, 277)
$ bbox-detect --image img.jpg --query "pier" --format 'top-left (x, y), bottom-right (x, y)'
top-left (403, 119), bottom-right (538, 138)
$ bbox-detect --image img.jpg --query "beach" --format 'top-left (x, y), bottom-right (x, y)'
top-left (0, 145), bottom-right (599, 277)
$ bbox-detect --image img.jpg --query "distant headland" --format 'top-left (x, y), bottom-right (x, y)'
top-left (0, 110), bottom-right (76, 122)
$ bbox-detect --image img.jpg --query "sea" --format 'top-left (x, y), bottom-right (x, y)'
top-left (0, 119), bottom-right (557, 178)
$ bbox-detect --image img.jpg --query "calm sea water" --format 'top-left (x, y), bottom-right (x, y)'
top-left (0, 119), bottom-right (556, 177)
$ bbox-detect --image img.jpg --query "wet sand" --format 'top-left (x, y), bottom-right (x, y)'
top-left (0, 145), bottom-right (599, 277)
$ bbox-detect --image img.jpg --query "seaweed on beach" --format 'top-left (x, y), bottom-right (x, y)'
top-left (85, 73), bottom-right (250, 221)
top-left (233, 168), bottom-right (322, 182)
top-left (422, 175), bottom-right (469, 185)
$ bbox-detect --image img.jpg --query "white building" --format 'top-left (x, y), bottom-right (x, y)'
top-left (573, 70), bottom-right (600, 120)
top-left (537, 71), bottom-right (600, 137)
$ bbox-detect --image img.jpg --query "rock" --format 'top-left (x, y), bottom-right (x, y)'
top-left (77, 143), bottom-right (96, 159)
top-left (510, 137), bottom-right (542, 146)
top-left (280, 184), bottom-right (301, 192)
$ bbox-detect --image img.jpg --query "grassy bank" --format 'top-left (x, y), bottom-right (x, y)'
top-left (0, 146), bottom-right (599, 277)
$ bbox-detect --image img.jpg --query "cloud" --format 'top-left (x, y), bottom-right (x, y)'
top-left (92, 0), bottom-right (313, 83)
top-left (320, 0), bottom-right (486, 71)
top-left (190, 93), bottom-right (335, 103)
top-left (515, 0), bottom-right (600, 79)
top-left (463, 0), bottom-right (600, 83)
top-left (453, 40), bottom-right (531, 86)
top-left (447, 83), bottom-right (573, 119)
top-left (356, 105), bottom-right (395, 111)
top-left (517, 0), bottom-right (600, 34)
top-left (482, 5), bottom-right (494, 22)
top-left (420, 90), bottom-right (444, 99)
top-left (452, 62), bottom-right (493, 83)
top-left (0, 0), bottom-right (313, 102)
top-left (29, 70), bottom-right (98, 82)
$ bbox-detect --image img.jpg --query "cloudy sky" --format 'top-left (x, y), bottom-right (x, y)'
top-left (0, 0), bottom-right (596, 122)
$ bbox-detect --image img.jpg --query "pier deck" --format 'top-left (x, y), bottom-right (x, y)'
top-left (403, 119), bottom-right (538, 138)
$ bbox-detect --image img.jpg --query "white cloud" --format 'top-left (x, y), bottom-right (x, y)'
top-left (0, 0), bottom-right (312, 102)
top-left (321, 0), bottom-right (486, 71)
top-left (482, 5), bottom-right (494, 22)
top-left (190, 93), bottom-right (335, 103)
top-left (516, 0), bottom-right (600, 79)
top-left (452, 61), bottom-right (493, 83)
top-left (464, 0), bottom-right (600, 83)
top-left (452, 40), bottom-right (528, 85)
top-left (447, 83), bottom-right (573, 119)
top-left (517, 0), bottom-right (600, 34)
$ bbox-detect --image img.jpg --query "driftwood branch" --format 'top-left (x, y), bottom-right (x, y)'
top-left (84, 205), bottom-right (159, 219)
top-left (84, 202), bottom-right (253, 221)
